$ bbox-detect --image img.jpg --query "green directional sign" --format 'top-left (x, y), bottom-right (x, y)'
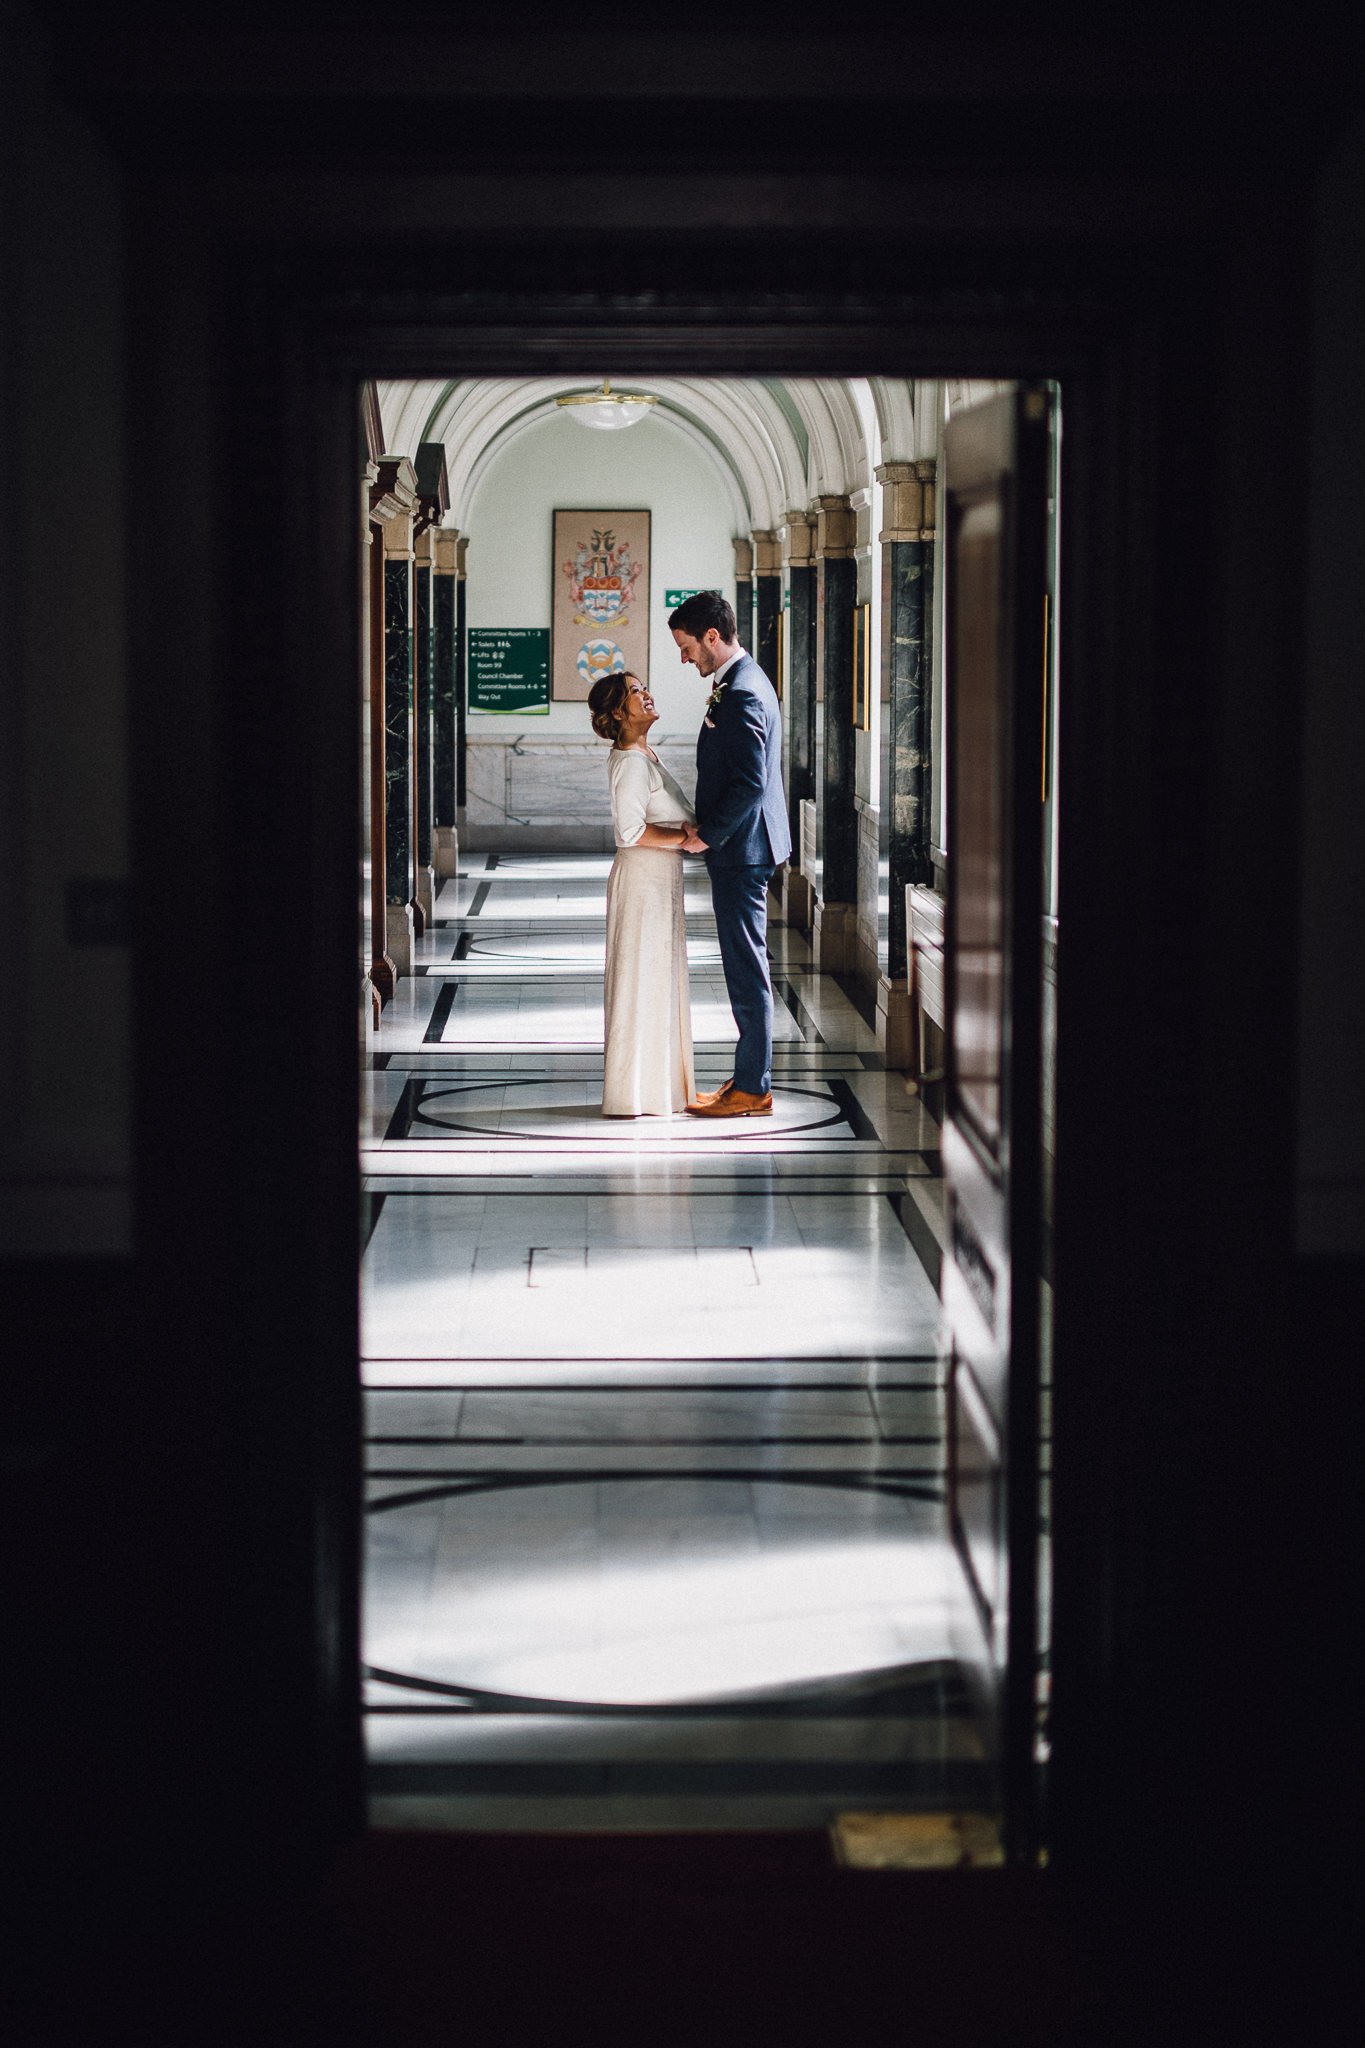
top-left (468, 628), bottom-right (550, 714)
top-left (664, 588), bottom-right (704, 610)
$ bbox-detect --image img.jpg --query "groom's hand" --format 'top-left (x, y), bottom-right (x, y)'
top-left (682, 830), bottom-right (708, 853)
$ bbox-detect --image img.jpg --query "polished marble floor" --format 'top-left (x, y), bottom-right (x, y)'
top-left (361, 852), bottom-right (991, 1830)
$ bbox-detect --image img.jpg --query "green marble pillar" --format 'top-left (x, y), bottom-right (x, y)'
top-left (817, 496), bottom-right (858, 905)
top-left (781, 510), bottom-right (817, 849)
top-left (383, 550), bottom-right (413, 913)
top-left (432, 531), bottom-right (458, 833)
top-left (413, 536), bottom-right (434, 926)
top-left (369, 456), bottom-right (419, 980)
top-left (455, 540), bottom-right (468, 813)
top-left (878, 461), bottom-right (936, 978)
top-left (753, 529), bottom-right (781, 696)
top-left (732, 535), bottom-right (754, 653)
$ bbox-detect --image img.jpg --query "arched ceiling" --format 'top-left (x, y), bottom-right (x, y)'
top-left (377, 375), bottom-right (921, 533)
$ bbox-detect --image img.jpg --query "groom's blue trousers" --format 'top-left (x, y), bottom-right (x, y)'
top-left (708, 862), bottom-right (777, 1096)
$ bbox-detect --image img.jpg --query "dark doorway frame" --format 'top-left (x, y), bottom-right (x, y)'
top-left (122, 180), bottom-right (1308, 1928)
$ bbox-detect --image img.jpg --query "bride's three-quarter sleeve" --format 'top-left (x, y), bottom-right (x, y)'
top-left (609, 752), bottom-right (650, 847)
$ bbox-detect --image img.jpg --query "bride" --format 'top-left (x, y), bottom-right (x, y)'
top-left (587, 670), bottom-right (696, 1117)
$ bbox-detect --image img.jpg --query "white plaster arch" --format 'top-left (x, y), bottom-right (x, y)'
top-left (462, 396), bottom-right (752, 538)
top-left (378, 374), bottom-right (807, 538)
top-left (868, 377), bottom-right (918, 465)
top-left (782, 378), bottom-right (868, 499)
top-left (453, 379), bottom-right (766, 531)
top-left (847, 378), bottom-right (884, 479)
top-left (698, 379), bottom-right (809, 523)
top-left (376, 378), bottom-right (445, 460)
top-left (640, 378), bottom-right (801, 529)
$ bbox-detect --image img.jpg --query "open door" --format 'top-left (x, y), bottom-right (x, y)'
top-left (941, 385), bottom-right (1052, 1862)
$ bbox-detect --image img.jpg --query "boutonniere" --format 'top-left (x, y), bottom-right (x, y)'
top-left (703, 676), bottom-right (730, 728)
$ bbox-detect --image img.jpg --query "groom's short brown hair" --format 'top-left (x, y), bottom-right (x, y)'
top-left (668, 590), bottom-right (735, 642)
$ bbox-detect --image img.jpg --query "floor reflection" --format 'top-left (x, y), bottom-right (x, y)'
top-left (361, 854), bottom-right (989, 1830)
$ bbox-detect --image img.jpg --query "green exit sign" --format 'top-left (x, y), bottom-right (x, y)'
top-left (664, 588), bottom-right (703, 609)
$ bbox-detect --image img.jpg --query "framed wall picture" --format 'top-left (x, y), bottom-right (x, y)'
top-left (552, 509), bottom-right (651, 701)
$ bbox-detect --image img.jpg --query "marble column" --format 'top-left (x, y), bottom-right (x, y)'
top-left (360, 480), bottom-right (386, 1034)
top-left (383, 506), bottom-right (417, 975)
top-left (455, 537), bottom-right (469, 820)
top-left (813, 494), bottom-right (858, 971)
top-left (367, 457), bottom-right (418, 1000)
top-left (753, 528), bottom-right (781, 689)
top-left (874, 460), bottom-right (936, 1065)
top-left (432, 529), bottom-right (460, 882)
top-left (412, 530), bottom-right (436, 929)
top-left (732, 535), bottom-right (754, 653)
top-left (778, 509), bottom-right (817, 930)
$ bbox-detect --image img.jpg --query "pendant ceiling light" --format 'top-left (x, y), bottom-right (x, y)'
top-left (555, 379), bottom-right (658, 431)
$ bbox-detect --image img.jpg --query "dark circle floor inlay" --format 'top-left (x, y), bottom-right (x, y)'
top-left (365, 1475), bottom-right (953, 1709)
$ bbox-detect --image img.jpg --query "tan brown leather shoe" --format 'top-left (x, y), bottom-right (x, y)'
top-left (691, 1079), bottom-right (734, 1107)
top-left (684, 1087), bottom-right (773, 1119)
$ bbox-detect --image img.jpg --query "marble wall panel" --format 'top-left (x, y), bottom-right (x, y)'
top-left (463, 742), bottom-right (508, 830)
top-left (509, 744), bottom-right (606, 824)
top-left (857, 802), bottom-right (882, 963)
top-left (465, 738), bottom-right (699, 830)
top-left (654, 739), bottom-right (698, 809)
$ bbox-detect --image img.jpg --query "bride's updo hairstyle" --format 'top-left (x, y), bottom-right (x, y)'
top-left (588, 669), bottom-right (635, 742)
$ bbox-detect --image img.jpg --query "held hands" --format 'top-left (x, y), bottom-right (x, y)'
top-left (680, 828), bottom-right (708, 854)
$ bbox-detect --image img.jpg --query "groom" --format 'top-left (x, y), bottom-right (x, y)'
top-left (669, 590), bottom-right (792, 1118)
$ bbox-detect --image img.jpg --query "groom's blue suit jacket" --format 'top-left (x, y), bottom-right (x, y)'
top-left (694, 653), bottom-right (793, 869)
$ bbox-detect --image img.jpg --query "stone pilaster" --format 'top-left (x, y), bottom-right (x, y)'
top-left (872, 460), bottom-right (937, 1065)
top-left (777, 510), bottom-right (817, 929)
top-left (412, 530), bottom-right (436, 929)
top-left (456, 536), bottom-right (469, 820)
top-left (732, 535), bottom-right (754, 653)
top-left (383, 504), bottom-right (416, 975)
top-left (431, 528), bottom-right (460, 883)
top-left (812, 493), bottom-right (858, 971)
top-left (360, 468), bottom-right (389, 1022)
top-left (367, 455), bottom-right (417, 996)
top-left (752, 528), bottom-right (781, 691)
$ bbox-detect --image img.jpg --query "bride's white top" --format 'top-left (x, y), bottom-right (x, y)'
top-left (607, 744), bottom-right (696, 847)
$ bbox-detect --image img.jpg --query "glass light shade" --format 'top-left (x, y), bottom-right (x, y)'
top-left (556, 380), bottom-right (657, 431)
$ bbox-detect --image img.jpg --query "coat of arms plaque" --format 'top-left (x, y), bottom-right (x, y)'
top-left (552, 508), bottom-right (651, 701)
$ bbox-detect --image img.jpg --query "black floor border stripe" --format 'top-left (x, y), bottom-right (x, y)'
top-left (423, 984), bottom-right (459, 1044)
top-left (367, 1435), bottom-right (944, 1450)
top-left (360, 1191), bottom-right (387, 1255)
top-left (365, 1472), bottom-right (946, 1502)
top-left (771, 972), bottom-right (824, 1045)
top-left (362, 1354), bottom-right (943, 1368)
top-left (894, 1187), bottom-right (944, 1294)
top-left (365, 1381), bottom-right (942, 1395)
top-left (361, 1179), bottom-right (934, 1192)
top-left (832, 970), bottom-right (879, 1032)
top-left (366, 1762), bottom-right (994, 1795)
top-left (380, 1078), bottom-right (424, 1144)
top-left (362, 1663), bottom-right (972, 1721)
top-left (823, 1076), bottom-right (881, 1143)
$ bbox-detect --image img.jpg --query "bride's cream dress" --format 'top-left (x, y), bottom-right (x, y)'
top-left (602, 745), bottom-right (696, 1117)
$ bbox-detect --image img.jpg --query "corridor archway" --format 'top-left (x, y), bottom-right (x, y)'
top-left (356, 370), bottom-right (1059, 1853)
